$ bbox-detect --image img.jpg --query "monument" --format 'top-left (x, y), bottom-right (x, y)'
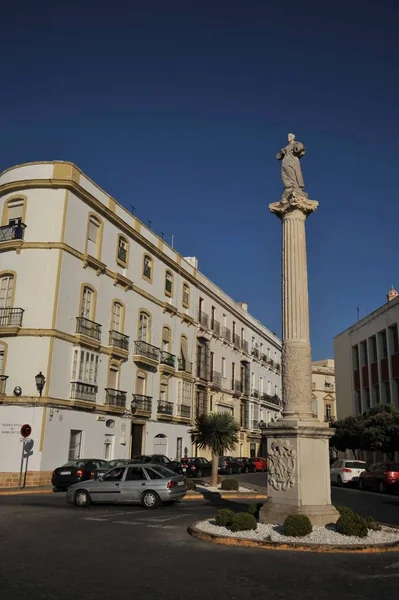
top-left (259, 134), bottom-right (339, 526)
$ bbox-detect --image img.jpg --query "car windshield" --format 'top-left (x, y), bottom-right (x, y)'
top-left (104, 460), bottom-right (128, 469)
top-left (151, 466), bottom-right (176, 478)
top-left (61, 461), bottom-right (87, 467)
top-left (345, 462), bottom-right (367, 469)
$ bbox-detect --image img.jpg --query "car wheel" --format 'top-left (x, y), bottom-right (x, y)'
top-left (378, 481), bottom-right (386, 494)
top-left (141, 490), bottom-right (160, 509)
top-left (337, 476), bottom-right (343, 487)
top-left (196, 469), bottom-right (203, 479)
top-left (74, 490), bottom-right (92, 508)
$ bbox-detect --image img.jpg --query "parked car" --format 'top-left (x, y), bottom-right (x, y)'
top-left (236, 457), bottom-right (257, 473)
top-left (67, 463), bottom-right (187, 508)
top-left (330, 459), bottom-right (367, 486)
top-left (180, 457), bottom-right (212, 478)
top-left (358, 462), bottom-right (399, 493)
top-left (251, 457), bottom-right (268, 472)
top-left (132, 454), bottom-right (182, 474)
top-left (93, 459), bottom-right (134, 479)
top-left (52, 459), bottom-right (108, 491)
top-left (218, 456), bottom-right (241, 475)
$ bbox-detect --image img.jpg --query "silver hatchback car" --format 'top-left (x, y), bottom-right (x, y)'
top-left (67, 463), bottom-right (187, 508)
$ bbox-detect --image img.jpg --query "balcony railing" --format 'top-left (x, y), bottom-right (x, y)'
top-left (251, 347), bottom-right (259, 358)
top-left (233, 333), bottom-right (241, 349)
top-left (109, 330), bottom-right (129, 351)
top-left (198, 311), bottom-right (209, 328)
top-left (241, 340), bottom-right (249, 353)
top-left (105, 388), bottom-right (127, 408)
top-left (261, 353), bottom-right (268, 363)
top-left (324, 384), bottom-right (335, 392)
top-left (210, 318), bottom-right (220, 336)
top-left (70, 382), bottom-right (97, 402)
top-left (177, 404), bottom-right (191, 418)
top-left (261, 393), bottom-right (281, 406)
top-left (252, 389), bottom-right (259, 398)
top-left (157, 400), bottom-right (174, 416)
top-left (132, 394), bottom-right (152, 412)
top-left (251, 420), bottom-right (259, 430)
top-left (0, 222), bottom-right (26, 242)
top-left (178, 358), bottom-right (193, 373)
top-left (0, 375), bottom-right (8, 395)
top-left (211, 370), bottom-right (222, 387)
top-left (0, 308), bottom-right (24, 327)
top-left (160, 350), bottom-right (176, 368)
top-left (324, 415), bottom-right (335, 423)
top-left (76, 317), bottom-right (102, 341)
top-left (134, 341), bottom-right (160, 362)
top-left (221, 326), bottom-right (231, 342)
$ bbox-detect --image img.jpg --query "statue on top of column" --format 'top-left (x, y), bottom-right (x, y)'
top-left (276, 133), bottom-right (307, 200)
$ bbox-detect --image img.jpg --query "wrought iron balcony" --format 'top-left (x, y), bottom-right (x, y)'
top-left (233, 333), bottom-right (241, 349)
top-left (0, 308), bottom-right (24, 327)
top-left (105, 388), bottom-right (127, 408)
top-left (261, 353), bottom-right (268, 363)
top-left (157, 400), bottom-right (173, 416)
top-left (261, 393), bottom-right (281, 407)
top-left (324, 383), bottom-right (334, 391)
top-left (109, 330), bottom-right (129, 351)
top-left (76, 317), bottom-right (102, 341)
top-left (160, 350), bottom-right (176, 368)
top-left (132, 394), bottom-right (152, 412)
top-left (251, 347), bottom-right (259, 358)
top-left (252, 389), bottom-right (259, 398)
top-left (221, 326), bottom-right (231, 342)
top-left (241, 340), bottom-right (249, 353)
top-left (210, 318), bottom-right (220, 336)
top-left (177, 404), bottom-right (191, 418)
top-left (178, 358), bottom-right (193, 373)
top-left (198, 311), bottom-right (209, 328)
top-left (0, 375), bottom-right (8, 395)
top-left (0, 222), bottom-right (26, 242)
top-left (134, 341), bottom-right (160, 362)
top-left (211, 370), bottom-right (222, 387)
top-left (70, 382), bottom-right (97, 402)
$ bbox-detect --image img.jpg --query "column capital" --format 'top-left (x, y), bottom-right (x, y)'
top-left (269, 193), bottom-right (319, 221)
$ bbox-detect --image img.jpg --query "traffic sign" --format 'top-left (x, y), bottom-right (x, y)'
top-left (20, 424), bottom-right (32, 438)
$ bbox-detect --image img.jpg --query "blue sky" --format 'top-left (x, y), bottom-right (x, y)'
top-left (1, 1), bottom-right (398, 359)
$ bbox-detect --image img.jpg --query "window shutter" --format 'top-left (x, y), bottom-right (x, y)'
top-left (7, 201), bottom-right (24, 222)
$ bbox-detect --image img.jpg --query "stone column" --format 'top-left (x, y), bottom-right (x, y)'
top-left (260, 193), bottom-right (339, 527)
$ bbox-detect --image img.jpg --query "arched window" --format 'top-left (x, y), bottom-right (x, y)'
top-left (138, 311), bottom-right (150, 342)
top-left (117, 235), bottom-right (129, 266)
top-left (162, 326), bottom-right (171, 352)
top-left (165, 270), bottom-right (173, 296)
top-left (80, 285), bottom-right (96, 320)
top-left (179, 335), bottom-right (190, 372)
top-left (142, 254), bottom-right (153, 282)
top-left (0, 274), bottom-right (14, 309)
top-left (135, 371), bottom-right (147, 396)
top-left (111, 301), bottom-right (124, 332)
top-left (182, 283), bottom-right (190, 308)
top-left (86, 214), bottom-right (102, 259)
top-left (2, 197), bottom-right (26, 227)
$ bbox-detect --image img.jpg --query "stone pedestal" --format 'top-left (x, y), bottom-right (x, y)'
top-left (260, 194), bottom-right (339, 527)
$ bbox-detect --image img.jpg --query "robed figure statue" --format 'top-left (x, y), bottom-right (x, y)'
top-left (276, 133), bottom-right (306, 199)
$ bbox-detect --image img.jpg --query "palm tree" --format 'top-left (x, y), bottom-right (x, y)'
top-left (190, 412), bottom-right (240, 487)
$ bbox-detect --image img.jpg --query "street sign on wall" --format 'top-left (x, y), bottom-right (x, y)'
top-left (20, 424), bottom-right (32, 439)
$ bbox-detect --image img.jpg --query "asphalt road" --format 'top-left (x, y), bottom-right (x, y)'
top-left (1, 474), bottom-right (399, 600)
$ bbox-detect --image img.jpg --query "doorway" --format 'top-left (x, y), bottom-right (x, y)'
top-left (131, 424), bottom-right (143, 458)
top-left (153, 433), bottom-right (168, 455)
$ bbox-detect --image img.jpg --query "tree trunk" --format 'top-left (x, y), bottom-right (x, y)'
top-left (211, 452), bottom-right (219, 487)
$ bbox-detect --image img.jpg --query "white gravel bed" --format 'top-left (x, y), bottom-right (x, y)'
top-left (195, 484), bottom-right (252, 493)
top-left (196, 519), bottom-right (399, 546)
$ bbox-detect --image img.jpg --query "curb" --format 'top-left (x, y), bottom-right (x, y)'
top-left (0, 488), bottom-right (53, 496)
top-left (188, 520), bottom-right (399, 553)
top-left (184, 493), bottom-right (268, 501)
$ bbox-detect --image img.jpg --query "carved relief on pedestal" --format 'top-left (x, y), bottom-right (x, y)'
top-left (268, 439), bottom-right (296, 491)
top-left (282, 342), bottom-right (312, 415)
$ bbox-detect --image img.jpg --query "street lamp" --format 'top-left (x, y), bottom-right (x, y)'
top-left (35, 372), bottom-right (46, 397)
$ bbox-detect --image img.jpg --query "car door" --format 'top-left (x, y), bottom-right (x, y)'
top-left (91, 467), bottom-right (125, 502)
top-left (119, 466), bottom-right (149, 503)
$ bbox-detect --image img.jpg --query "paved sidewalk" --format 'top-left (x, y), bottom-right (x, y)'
top-left (0, 485), bottom-right (53, 496)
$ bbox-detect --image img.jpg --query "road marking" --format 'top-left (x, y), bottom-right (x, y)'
top-left (357, 574), bottom-right (399, 580)
top-left (140, 513), bottom-right (192, 523)
top-left (112, 520), bottom-right (141, 525)
top-left (386, 561), bottom-right (399, 569)
top-left (83, 517), bottom-right (108, 522)
top-left (85, 509), bottom-right (144, 518)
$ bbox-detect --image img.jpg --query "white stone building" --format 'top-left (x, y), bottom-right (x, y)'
top-left (0, 161), bottom-right (282, 487)
top-left (311, 359), bottom-right (336, 423)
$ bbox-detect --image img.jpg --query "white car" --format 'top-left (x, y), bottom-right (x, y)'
top-left (330, 459), bottom-right (367, 486)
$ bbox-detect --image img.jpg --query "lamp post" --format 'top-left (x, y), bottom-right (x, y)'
top-left (35, 372), bottom-right (46, 397)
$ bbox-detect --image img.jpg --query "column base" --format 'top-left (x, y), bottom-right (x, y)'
top-left (259, 502), bottom-right (339, 527)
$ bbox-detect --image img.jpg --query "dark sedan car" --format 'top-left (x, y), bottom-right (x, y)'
top-left (52, 459), bottom-right (107, 491)
top-left (180, 457), bottom-right (212, 478)
top-left (218, 456), bottom-right (241, 475)
top-left (132, 454), bottom-right (182, 474)
top-left (358, 462), bottom-right (399, 493)
top-left (236, 457), bottom-right (257, 473)
top-left (93, 459), bottom-right (134, 479)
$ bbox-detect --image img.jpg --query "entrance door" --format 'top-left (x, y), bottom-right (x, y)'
top-left (153, 434), bottom-right (167, 455)
top-left (131, 424), bottom-right (143, 458)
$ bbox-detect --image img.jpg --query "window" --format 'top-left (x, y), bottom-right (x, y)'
top-left (135, 372), bottom-right (147, 395)
top-left (384, 381), bottom-right (391, 404)
top-left (160, 379), bottom-right (168, 402)
top-left (72, 349), bottom-right (99, 385)
top-left (370, 336), bottom-right (378, 362)
top-left (354, 390), bottom-right (361, 414)
top-left (209, 394), bottom-right (213, 412)
top-left (231, 362), bottom-right (235, 389)
top-left (68, 430), bottom-right (83, 461)
top-left (325, 404), bottom-right (332, 420)
top-left (180, 335), bottom-right (189, 369)
top-left (352, 345), bottom-right (360, 370)
top-left (143, 254), bottom-right (152, 281)
top-left (312, 400), bottom-right (318, 418)
top-left (0, 345), bottom-right (4, 375)
top-left (138, 311), bottom-right (150, 342)
top-left (104, 436), bottom-right (113, 460)
top-left (182, 283), bottom-right (190, 308)
top-left (360, 341), bottom-right (368, 366)
top-left (221, 357), bottom-right (226, 378)
top-left (80, 286), bottom-right (95, 320)
top-left (126, 467), bottom-right (146, 481)
top-left (165, 271), bottom-right (173, 296)
top-left (104, 468), bottom-right (125, 481)
top-left (364, 387), bottom-right (371, 409)
top-left (260, 377), bottom-right (263, 394)
top-left (86, 215), bottom-right (102, 258)
top-left (162, 326), bottom-right (171, 352)
top-left (111, 301), bottom-right (123, 332)
top-left (117, 236), bottom-right (128, 265)
top-left (107, 365), bottom-right (119, 390)
top-left (177, 380), bottom-right (192, 406)
top-left (389, 324), bottom-right (399, 355)
top-left (0, 275), bottom-right (14, 309)
top-left (379, 330), bottom-right (388, 358)
top-left (3, 198), bottom-right (25, 226)
top-left (146, 468), bottom-right (163, 480)
top-left (176, 438), bottom-right (182, 460)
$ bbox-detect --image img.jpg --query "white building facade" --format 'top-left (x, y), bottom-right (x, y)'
top-left (0, 161), bottom-right (281, 487)
top-left (311, 359), bottom-right (336, 423)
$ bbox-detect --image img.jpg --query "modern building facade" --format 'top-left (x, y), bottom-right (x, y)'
top-left (0, 161), bottom-right (282, 487)
top-left (311, 359), bottom-right (336, 423)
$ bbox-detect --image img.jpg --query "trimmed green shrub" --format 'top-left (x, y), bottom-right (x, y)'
top-left (336, 506), bottom-right (355, 517)
top-left (283, 515), bottom-right (313, 537)
top-left (246, 503), bottom-right (263, 519)
top-left (186, 478), bottom-right (196, 491)
top-left (230, 512), bottom-right (257, 532)
top-left (220, 478), bottom-right (239, 491)
top-left (215, 508), bottom-right (235, 527)
top-left (365, 516), bottom-right (381, 531)
top-left (336, 512), bottom-right (368, 538)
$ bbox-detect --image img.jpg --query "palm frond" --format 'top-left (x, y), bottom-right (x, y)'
top-left (189, 412), bottom-right (240, 455)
